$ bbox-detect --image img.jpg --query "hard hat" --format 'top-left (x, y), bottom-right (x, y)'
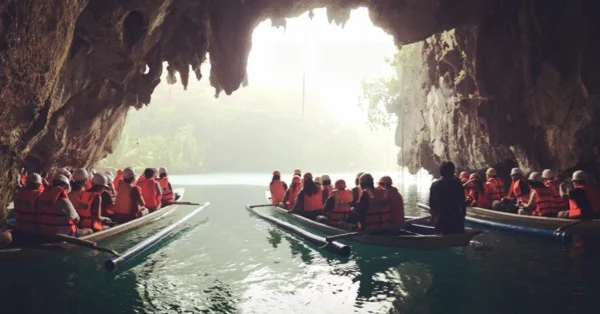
top-left (541, 169), bottom-right (554, 180)
top-left (294, 168), bottom-right (301, 176)
top-left (303, 172), bottom-right (312, 181)
top-left (292, 175), bottom-right (301, 183)
top-left (73, 168), bottom-right (89, 182)
top-left (123, 167), bottom-right (135, 179)
top-left (314, 176), bottom-right (322, 184)
top-left (335, 179), bottom-right (346, 189)
top-left (510, 168), bottom-right (523, 176)
top-left (320, 175), bottom-right (331, 182)
top-left (90, 169), bottom-right (97, 175)
top-left (53, 174), bottom-right (70, 186)
top-left (469, 173), bottom-right (481, 180)
top-left (528, 172), bottom-right (542, 183)
top-left (57, 168), bottom-right (72, 179)
top-left (159, 167), bottom-right (167, 175)
top-left (379, 176), bottom-right (393, 185)
top-left (26, 173), bottom-right (42, 184)
top-left (459, 171), bottom-right (469, 180)
top-left (104, 170), bottom-right (113, 178)
top-left (92, 173), bottom-right (109, 187)
top-left (273, 170), bottom-right (281, 176)
top-left (486, 168), bottom-right (497, 176)
top-left (572, 170), bottom-right (586, 181)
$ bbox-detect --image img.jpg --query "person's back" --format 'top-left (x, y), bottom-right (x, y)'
top-left (139, 168), bottom-right (161, 211)
top-left (114, 167), bottom-right (147, 222)
top-left (324, 180), bottom-right (353, 226)
top-left (291, 173), bottom-right (323, 220)
top-left (377, 176), bottom-right (404, 224)
top-left (13, 174), bottom-right (44, 231)
top-left (157, 167), bottom-right (174, 206)
top-left (269, 171), bottom-right (287, 204)
top-left (283, 176), bottom-right (302, 209)
top-left (429, 161), bottom-right (466, 234)
top-left (355, 174), bottom-right (392, 232)
top-left (36, 175), bottom-right (88, 236)
top-left (485, 168), bottom-right (504, 202)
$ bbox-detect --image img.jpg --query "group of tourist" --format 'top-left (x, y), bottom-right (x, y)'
top-left (0, 166), bottom-right (176, 248)
top-left (460, 166), bottom-right (600, 219)
top-left (269, 169), bottom-right (405, 232)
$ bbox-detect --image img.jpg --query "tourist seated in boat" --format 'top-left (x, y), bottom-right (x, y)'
top-left (290, 172), bottom-right (324, 220)
top-left (428, 161), bottom-right (466, 234)
top-left (320, 175), bottom-right (334, 202)
top-left (73, 174), bottom-right (114, 232)
top-left (37, 174), bottom-right (93, 237)
top-left (351, 172), bottom-right (365, 206)
top-left (323, 179), bottom-right (353, 227)
top-left (352, 173), bottom-right (393, 232)
top-left (494, 168), bottom-right (530, 213)
top-left (558, 170), bottom-right (599, 219)
top-left (13, 173), bottom-right (44, 232)
top-left (485, 168), bottom-right (505, 207)
top-left (541, 169), bottom-right (569, 211)
top-left (269, 170), bottom-right (288, 205)
top-left (103, 171), bottom-right (117, 197)
top-left (464, 173), bottom-right (491, 209)
top-left (112, 167), bottom-right (149, 223)
top-left (113, 169), bottom-right (124, 190)
top-left (138, 168), bottom-right (162, 212)
top-left (157, 167), bottom-right (175, 206)
top-left (377, 176), bottom-right (405, 224)
top-left (518, 172), bottom-right (559, 217)
top-left (16, 167), bottom-right (26, 188)
top-left (282, 175), bottom-right (302, 209)
top-left (69, 168), bottom-right (89, 200)
top-left (459, 171), bottom-right (470, 198)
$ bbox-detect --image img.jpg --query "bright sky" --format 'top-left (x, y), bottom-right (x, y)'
top-left (247, 8), bottom-right (397, 123)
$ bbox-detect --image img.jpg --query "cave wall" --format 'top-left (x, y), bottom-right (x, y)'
top-left (398, 0), bottom-right (600, 180)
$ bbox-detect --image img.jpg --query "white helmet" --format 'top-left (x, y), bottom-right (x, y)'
top-left (541, 169), bottom-right (554, 180)
top-left (528, 172), bottom-right (542, 183)
top-left (510, 168), bottom-right (523, 176)
top-left (159, 167), bottom-right (167, 175)
top-left (53, 174), bottom-right (70, 186)
top-left (104, 170), bottom-right (113, 178)
top-left (73, 168), bottom-right (89, 182)
top-left (26, 173), bottom-right (42, 184)
top-left (92, 173), bottom-right (109, 187)
top-left (123, 167), bottom-right (135, 179)
top-left (320, 175), bottom-right (331, 182)
top-left (57, 168), bottom-right (72, 179)
top-left (572, 170), bottom-right (586, 181)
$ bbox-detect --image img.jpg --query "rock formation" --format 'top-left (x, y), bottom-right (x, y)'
top-left (0, 0), bottom-right (598, 215)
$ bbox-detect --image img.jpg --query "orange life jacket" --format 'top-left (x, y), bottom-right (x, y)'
top-left (575, 183), bottom-right (600, 215)
top-left (568, 199), bottom-right (582, 219)
top-left (469, 184), bottom-right (491, 209)
top-left (285, 185), bottom-right (301, 209)
top-left (532, 186), bottom-right (558, 217)
top-left (139, 179), bottom-right (160, 209)
top-left (76, 191), bottom-right (103, 231)
top-left (387, 187), bottom-right (405, 224)
top-left (69, 188), bottom-right (84, 209)
top-left (363, 189), bottom-right (392, 231)
top-left (303, 191), bottom-right (323, 211)
top-left (13, 187), bottom-right (43, 231)
top-left (114, 182), bottom-right (142, 215)
top-left (157, 177), bottom-right (174, 203)
top-left (36, 186), bottom-right (77, 235)
top-left (545, 180), bottom-right (569, 211)
top-left (328, 189), bottom-right (352, 226)
top-left (270, 180), bottom-right (286, 204)
top-left (487, 177), bottom-right (505, 201)
top-left (508, 179), bottom-right (530, 203)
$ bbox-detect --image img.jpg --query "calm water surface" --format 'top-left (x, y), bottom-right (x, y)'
top-left (1, 172), bottom-right (599, 314)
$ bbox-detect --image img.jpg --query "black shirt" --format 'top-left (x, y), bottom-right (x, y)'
top-left (429, 176), bottom-right (466, 234)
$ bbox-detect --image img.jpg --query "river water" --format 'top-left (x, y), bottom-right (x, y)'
top-left (1, 172), bottom-right (599, 314)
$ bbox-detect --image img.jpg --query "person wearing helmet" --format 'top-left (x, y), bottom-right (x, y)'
top-left (377, 176), bottom-right (405, 224)
top-left (321, 175), bottom-right (333, 202)
top-left (12, 173), bottom-right (45, 231)
top-left (113, 169), bottom-right (124, 191)
top-left (35, 174), bottom-right (93, 237)
top-left (429, 161), bottom-right (466, 234)
top-left (156, 167), bottom-right (174, 206)
top-left (351, 172), bottom-right (365, 206)
top-left (540, 169), bottom-right (569, 212)
top-left (500, 168), bottom-right (530, 213)
top-left (282, 175), bottom-right (302, 209)
top-left (104, 171), bottom-right (117, 197)
top-left (69, 168), bottom-right (89, 202)
top-left (558, 170), bottom-right (599, 219)
top-left (269, 170), bottom-right (288, 205)
top-left (485, 168), bottom-right (505, 203)
top-left (463, 173), bottom-right (491, 209)
top-left (113, 167), bottom-right (148, 223)
top-left (519, 172), bottom-right (558, 217)
top-left (323, 179), bottom-right (353, 227)
top-left (75, 174), bottom-right (114, 231)
top-left (351, 173), bottom-right (392, 231)
top-left (139, 168), bottom-right (163, 212)
top-left (291, 173), bottom-right (324, 220)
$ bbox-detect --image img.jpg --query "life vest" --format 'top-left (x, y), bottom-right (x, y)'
top-left (36, 186), bottom-right (77, 235)
top-left (139, 179), bottom-right (160, 209)
top-left (13, 188), bottom-right (43, 231)
top-left (568, 199), bottom-right (582, 219)
top-left (487, 177), bottom-right (505, 201)
top-left (323, 185), bottom-right (334, 198)
top-left (387, 187), bottom-right (405, 224)
top-left (157, 177), bottom-right (174, 203)
top-left (303, 191), bottom-right (323, 211)
top-left (469, 185), bottom-right (491, 209)
top-left (545, 180), bottom-right (569, 211)
top-left (328, 189), bottom-right (352, 226)
top-left (363, 189), bottom-right (392, 231)
top-left (270, 180), bottom-right (286, 204)
top-left (76, 191), bottom-right (103, 231)
top-left (68, 188), bottom-right (84, 209)
top-left (508, 179), bottom-right (530, 203)
top-left (574, 183), bottom-right (600, 215)
top-left (114, 182), bottom-right (142, 215)
top-left (285, 185), bottom-right (301, 209)
top-left (532, 186), bottom-right (558, 217)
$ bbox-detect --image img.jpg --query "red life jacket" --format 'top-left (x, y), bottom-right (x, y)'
top-left (270, 180), bottom-right (286, 204)
top-left (156, 177), bottom-right (174, 203)
top-left (381, 186), bottom-right (405, 224)
top-left (114, 182), bottom-right (142, 216)
top-left (508, 179), bottom-right (530, 203)
top-left (575, 183), bottom-right (600, 215)
top-left (568, 199), bottom-right (582, 219)
top-left (285, 185), bottom-right (301, 209)
top-left (113, 174), bottom-right (123, 191)
top-left (532, 186), bottom-right (558, 217)
top-left (13, 188), bottom-right (43, 231)
top-left (486, 177), bottom-right (505, 201)
top-left (303, 191), bottom-right (323, 211)
top-left (140, 179), bottom-right (160, 209)
top-left (76, 191), bottom-right (103, 231)
top-left (36, 186), bottom-right (77, 235)
top-left (328, 189), bottom-right (352, 226)
top-left (545, 180), bottom-right (569, 211)
top-left (364, 189), bottom-right (392, 231)
top-left (469, 185), bottom-right (491, 209)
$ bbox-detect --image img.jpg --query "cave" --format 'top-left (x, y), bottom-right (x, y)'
top-left (1, 0), bottom-right (600, 216)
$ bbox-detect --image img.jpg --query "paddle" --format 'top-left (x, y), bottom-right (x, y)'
top-left (170, 201), bottom-right (202, 205)
top-left (324, 216), bottom-right (432, 242)
top-left (248, 204), bottom-right (278, 209)
top-left (12, 229), bottom-right (120, 257)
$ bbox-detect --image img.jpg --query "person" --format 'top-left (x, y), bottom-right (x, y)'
top-left (519, 172), bottom-right (558, 217)
top-left (314, 176), bottom-right (323, 191)
top-left (113, 167), bottom-right (148, 223)
top-left (291, 173), bottom-right (323, 220)
top-left (293, 169), bottom-right (303, 187)
top-left (496, 168), bottom-right (530, 213)
top-left (269, 170), bottom-right (288, 205)
top-left (323, 179), bottom-right (353, 227)
top-left (104, 172), bottom-right (117, 197)
top-left (36, 174), bottom-right (92, 237)
top-left (16, 168), bottom-right (26, 188)
top-left (113, 169), bottom-right (124, 190)
top-left (558, 170), bottom-right (599, 219)
top-left (377, 176), bottom-right (405, 224)
top-left (156, 167), bottom-right (175, 206)
top-left (353, 173), bottom-right (392, 232)
top-left (76, 174), bottom-right (114, 231)
top-left (459, 171), bottom-right (470, 199)
top-left (428, 161), bottom-right (466, 234)
top-left (13, 173), bottom-right (44, 231)
top-left (485, 168), bottom-right (505, 203)
top-left (69, 168), bottom-right (89, 202)
top-left (138, 168), bottom-right (162, 212)
top-left (541, 169), bottom-right (569, 211)
top-left (41, 172), bottom-right (50, 190)
top-left (282, 175), bottom-right (302, 209)
top-left (464, 173), bottom-right (491, 209)
top-left (351, 172), bottom-right (365, 206)
top-left (321, 175), bottom-right (334, 201)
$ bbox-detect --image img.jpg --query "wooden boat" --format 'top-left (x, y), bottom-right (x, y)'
top-left (263, 191), bottom-right (480, 250)
top-left (0, 188), bottom-right (185, 260)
